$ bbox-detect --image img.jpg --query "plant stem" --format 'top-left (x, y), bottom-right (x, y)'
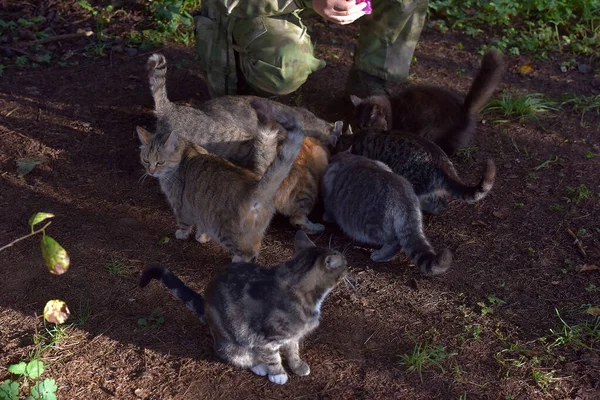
top-left (0, 221), bottom-right (51, 252)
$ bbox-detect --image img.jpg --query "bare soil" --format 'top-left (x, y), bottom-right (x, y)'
top-left (1, 2), bottom-right (599, 399)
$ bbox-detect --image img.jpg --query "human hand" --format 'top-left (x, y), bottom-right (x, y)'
top-left (312, 0), bottom-right (367, 25)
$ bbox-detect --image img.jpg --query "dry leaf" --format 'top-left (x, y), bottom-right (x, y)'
top-left (472, 220), bottom-right (487, 226)
top-left (519, 62), bottom-right (534, 75)
top-left (585, 307), bottom-right (600, 317)
top-left (44, 300), bottom-right (70, 324)
top-left (579, 264), bottom-right (599, 272)
top-left (493, 210), bottom-right (508, 220)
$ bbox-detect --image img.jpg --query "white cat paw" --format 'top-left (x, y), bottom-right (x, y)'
top-left (268, 373), bottom-right (288, 385)
top-left (250, 364), bottom-right (268, 376)
top-left (290, 361), bottom-right (310, 376)
top-left (195, 232), bottom-right (210, 243)
top-left (175, 229), bottom-right (190, 240)
top-left (303, 222), bottom-right (325, 235)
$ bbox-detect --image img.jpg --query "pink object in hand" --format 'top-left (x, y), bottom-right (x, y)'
top-left (357, 0), bottom-right (372, 14)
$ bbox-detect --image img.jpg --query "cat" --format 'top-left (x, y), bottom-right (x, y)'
top-left (137, 99), bottom-right (305, 262)
top-left (330, 126), bottom-right (496, 215)
top-left (146, 53), bottom-right (341, 234)
top-left (321, 150), bottom-right (452, 276)
top-left (139, 230), bottom-right (348, 385)
top-left (350, 50), bottom-right (504, 156)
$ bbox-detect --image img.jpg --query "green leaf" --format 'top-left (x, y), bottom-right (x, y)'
top-left (26, 359), bottom-right (45, 379)
top-left (29, 212), bottom-right (55, 229)
top-left (16, 156), bottom-right (47, 177)
top-left (30, 379), bottom-right (57, 400)
top-left (137, 318), bottom-right (147, 327)
top-left (7, 362), bottom-right (26, 375)
top-left (0, 380), bottom-right (19, 400)
top-left (41, 235), bottom-right (70, 275)
top-left (36, 54), bottom-right (51, 63)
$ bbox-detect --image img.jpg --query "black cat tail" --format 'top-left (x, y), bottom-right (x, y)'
top-left (443, 159), bottom-right (496, 203)
top-left (463, 50), bottom-right (504, 115)
top-left (140, 264), bottom-right (205, 322)
top-left (147, 54), bottom-right (171, 115)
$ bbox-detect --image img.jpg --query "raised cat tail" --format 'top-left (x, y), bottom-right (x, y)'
top-left (139, 264), bottom-right (205, 322)
top-left (147, 53), bottom-right (172, 115)
top-left (250, 99), bottom-right (304, 202)
top-left (443, 159), bottom-right (496, 203)
top-left (463, 50), bottom-right (504, 115)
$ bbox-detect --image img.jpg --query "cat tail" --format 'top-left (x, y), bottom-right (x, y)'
top-left (443, 159), bottom-right (496, 203)
top-left (147, 53), bottom-right (172, 114)
top-left (405, 239), bottom-right (452, 277)
top-left (139, 264), bottom-right (205, 322)
top-left (250, 99), bottom-right (304, 202)
top-left (463, 50), bottom-right (504, 115)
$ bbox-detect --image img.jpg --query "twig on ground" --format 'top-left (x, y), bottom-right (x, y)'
top-left (0, 221), bottom-right (52, 252)
top-left (567, 228), bottom-right (586, 257)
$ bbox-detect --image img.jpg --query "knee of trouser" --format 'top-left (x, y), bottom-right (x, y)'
top-left (239, 43), bottom-right (325, 95)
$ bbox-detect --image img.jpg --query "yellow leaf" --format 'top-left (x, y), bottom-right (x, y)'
top-left (41, 235), bottom-right (70, 275)
top-left (44, 300), bottom-right (70, 324)
top-left (585, 307), bottom-right (600, 317)
top-left (519, 62), bottom-right (533, 75)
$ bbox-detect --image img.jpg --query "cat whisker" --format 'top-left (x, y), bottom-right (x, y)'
top-left (342, 274), bottom-right (357, 291)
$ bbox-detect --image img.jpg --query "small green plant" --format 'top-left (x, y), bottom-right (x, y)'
top-left (399, 340), bottom-right (448, 381)
top-left (548, 204), bottom-right (563, 212)
top-left (455, 146), bottom-right (478, 162)
top-left (549, 308), bottom-right (600, 351)
top-left (566, 184), bottom-right (592, 204)
top-left (584, 151), bottom-right (598, 159)
top-left (138, 308), bottom-right (165, 329)
top-left (586, 284), bottom-right (599, 293)
top-left (465, 324), bottom-right (482, 339)
top-left (483, 93), bottom-right (559, 122)
top-left (531, 368), bottom-right (556, 393)
top-left (478, 295), bottom-right (505, 316)
top-left (514, 202), bottom-right (525, 209)
top-left (561, 94), bottom-right (600, 126)
top-left (78, 0), bottom-right (127, 56)
top-left (2, 359), bottom-right (57, 400)
top-left (104, 255), bottom-right (133, 277)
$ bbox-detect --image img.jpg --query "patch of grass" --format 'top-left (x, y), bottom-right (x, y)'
top-left (483, 93), bottom-right (559, 122)
top-left (561, 94), bottom-right (600, 126)
top-left (104, 255), bottom-right (134, 277)
top-left (31, 322), bottom-right (70, 360)
top-left (455, 146), bottom-right (478, 163)
top-left (549, 308), bottom-right (600, 351)
top-left (531, 368), bottom-right (557, 393)
top-left (73, 298), bottom-right (92, 326)
top-left (566, 184), bottom-right (592, 204)
top-left (399, 340), bottom-right (449, 381)
top-left (428, 0), bottom-right (600, 56)
top-left (478, 295), bottom-right (506, 316)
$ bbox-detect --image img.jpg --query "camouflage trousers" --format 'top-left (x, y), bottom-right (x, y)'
top-left (195, 0), bottom-right (429, 97)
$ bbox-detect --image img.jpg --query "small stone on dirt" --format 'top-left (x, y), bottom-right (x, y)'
top-left (493, 210), bottom-right (508, 220)
top-left (134, 388), bottom-right (150, 399)
top-left (577, 63), bottom-right (593, 74)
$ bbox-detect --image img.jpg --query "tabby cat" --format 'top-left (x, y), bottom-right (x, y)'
top-left (350, 50), bottom-right (504, 155)
top-left (331, 126), bottom-right (496, 215)
top-left (139, 231), bottom-right (347, 385)
top-left (146, 53), bottom-right (339, 234)
top-left (322, 150), bottom-right (451, 276)
top-left (137, 99), bottom-right (304, 262)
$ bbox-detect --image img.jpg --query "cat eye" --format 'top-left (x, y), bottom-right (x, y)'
top-left (157, 161), bottom-right (165, 166)
top-left (142, 158), bottom-right (149, 164)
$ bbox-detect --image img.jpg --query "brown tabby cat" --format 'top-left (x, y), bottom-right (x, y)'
top-left (137, 99), bottom-right (305, 262)
top-left (350, 50), bottom-right (504, 156)
top-left (146, 53), bottom-right (340, 234)
top-left (139, 231), bottom-right (348, 385)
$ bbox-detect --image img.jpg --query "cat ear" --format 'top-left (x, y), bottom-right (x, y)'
top-left (136, 126), bottom-right (152, 144)
top-left (294, 230), bottom-right (316, 252)
top-left (164, 131), bottom-right (180, 152)
top-left (324, 254), bottom-right (344, 269)
top-left (349, 95), bottom-right (362, 107)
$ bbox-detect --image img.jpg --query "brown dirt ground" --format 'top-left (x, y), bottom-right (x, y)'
top-left (1, 2), bottom-right (599, 400)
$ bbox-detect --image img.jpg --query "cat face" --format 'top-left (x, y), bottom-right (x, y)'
top-left (294, 231), bottom-right (348, 286)
top-left (350, 95), bottom-right (389, 130)
top-left (136, 126), bottom-right (184, 177)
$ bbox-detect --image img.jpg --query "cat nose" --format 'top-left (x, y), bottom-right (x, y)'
top-left (148, 166), bottom-right (156, 174)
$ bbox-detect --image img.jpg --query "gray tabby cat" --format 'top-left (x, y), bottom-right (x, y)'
top-left (331, 127), bottom-right (496, 215)
top-left (147, 53), bottom-right (333, 173)
top-left (350, 50), bottom-right (504, 156)
top-left (322, 151), bottom-right (451, 276)
top-left (137, 99), bottom-right (304, 262)
top-left (139, 231), bottom-right (347, 385)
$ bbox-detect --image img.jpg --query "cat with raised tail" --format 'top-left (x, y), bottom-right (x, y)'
top-left (139, 231), bottom-right (348, 385)
top-left (321, 150), bottom-right (452, 276)
top-left (350, 50), bottom-right (504, 156)
top-left (145, 53), bottom-right (341, 234)
top-left (331, 126), bottom-right (496, 215)
top-left (137, 99), bottom-right (304, 262)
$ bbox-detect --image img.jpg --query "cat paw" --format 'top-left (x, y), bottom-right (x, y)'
top-left (370, 250), bottom-right (393, 263)
top-left (175, 229), bottom-right (190, 240)
top-left (268, 373), bottom-right (289, 385)
top-left (300, 222), bottom-right (325, 235)
top-left (289, 361), bottom-right (310, 376)
top-left (195, 232), bottom-right (210, 243)
top-left (250, 364), bottom-right (268, 376)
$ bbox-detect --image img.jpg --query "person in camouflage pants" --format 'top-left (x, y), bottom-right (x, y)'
top-left (195, 0), bottom-right (428, 97)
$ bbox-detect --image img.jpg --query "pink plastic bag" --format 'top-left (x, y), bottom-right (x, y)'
top-left (357, 0), bottom-right (372, 14)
